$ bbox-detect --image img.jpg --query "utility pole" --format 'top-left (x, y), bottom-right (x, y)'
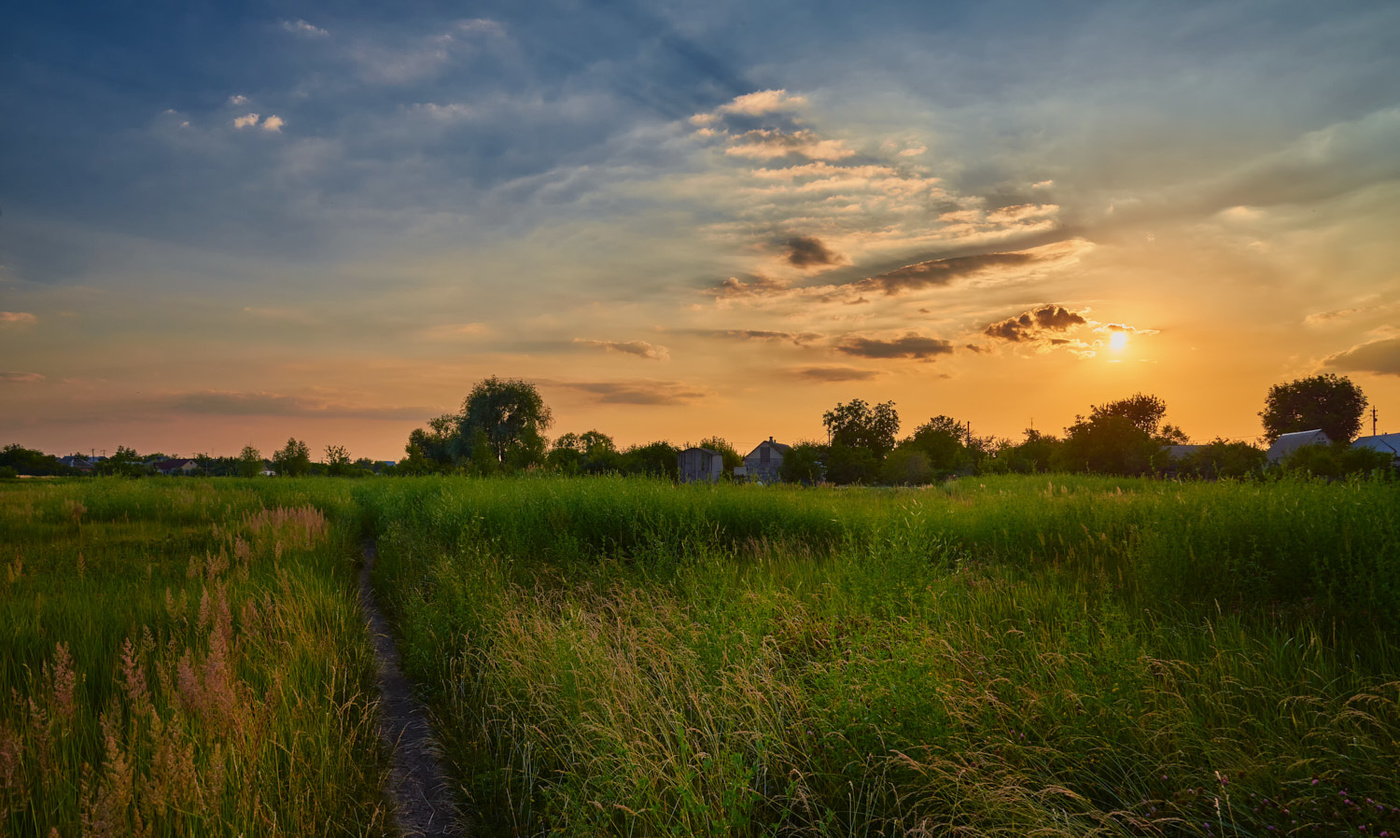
top-left (1373, 406), bottom-right (1379, 436)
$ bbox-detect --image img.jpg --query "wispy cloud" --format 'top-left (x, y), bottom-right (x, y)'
top-left (573, 338), bottom-right (670, 360)
top-left (281, 19), bottom-right (329, 38)
top-left (983, 304), bottom-right (1088, 342)
top-left (0, 312), bottom-right (37, 326)
top-left (0, 372), bottom-right (44, 383)
top-left (165, 390), bottom-right (428, 420)
top-left (794, 366), bottom-right (882, 382)
top-left (555, 380), bottom-right (705, 406)
top-left (835, 334), bottom-right (954, 360)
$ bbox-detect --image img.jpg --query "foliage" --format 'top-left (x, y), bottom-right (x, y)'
top-left (698, 436), bottom-right (744, 476)
top-left (97, 445), bottom-right (152, 477)
top-left (1261, 372), bottom-right (1368, 444)
top-left (1055, 413), bottom-right (1163, 475)
top-left (272, 437), bottom-right (313, 477)
top-left (619, 441), bottom-right (679, 480)
top-left (1283, 441), bottom-right (1394, 478)
top-left (880, 444), bottom-right (932, 485)
top-left (0, 444), bottom-right (79, 477)
top-left (548, 430), bottom-right (620, 475)
top-left (779, 442), bottom-right (827, 484)
top-left (904, 415), bottom-right (971, 473)
top-left (237, 444), bottom-right (263, 478)
top-left (823, 442), bottom-right (879, 484)
top-left (323, 443), bottom-right (355, 477)
top-left (459, 376), bottom-right (552, 467)
top-left (821, 398), bottom-right (899, 461)
top-left (1176, 438), bottom-right (1267, 479)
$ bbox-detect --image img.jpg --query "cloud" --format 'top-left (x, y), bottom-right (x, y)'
top-left (1322, 336), bottom-right (1400, 377)
top-left (233, 113), bottom-right (260, 129)
top-left (573, 338), bottom-right (669, 360)
top-left (0, 372), bottom-right (44, 383)
top-left (555, 381), bottom-right (704, 406)
top-left (0, 312), bottom-right (37, 326)
top-left (228, 94), bottom-right (248, 105)
top-left (718, 89), bottom-right (806, 118)
top-left (786, 236), bottom-right (841, 269)
top-left (794, 366), bottom-right (882, 382)
top-left (725, 129), bottom-right (855, 161)
top-left (261, 116), bottom-right (284, 133)
top-left (708, 275), bottom-right (789, 299)
top-left (984, 304), bottom-right (1088, 342)
top-left (281, 19), bottom-right (329, 38)
top-left (835, 334), bottom-right (954, 360)
top-left (863, 251), bottom-right (1040, 295)
top-left (720, 329), bottom-right (822, 346)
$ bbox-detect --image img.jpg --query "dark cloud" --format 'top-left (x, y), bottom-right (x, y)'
top-left (835, 334), bottom-right (954, 360)
top-left (1033, 305), bottom-right (1087, 330)
top-left (786, 236), bottom-right (840, 268)
top-left (1322, 336), bottom-right (1400, 377)
top-left (794, 366), bottom-right (882, 382)
top-left (863, 252), bottom-right (1036, 295)
top-left (0, 372), bottom-right (44, 383)
top-left (984, 304), bottom-right (1089, 342)
top-left (556, 381), bottom-right (706, 406)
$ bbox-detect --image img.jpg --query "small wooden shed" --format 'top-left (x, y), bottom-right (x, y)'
top-left (678, 447), bottom-right (724, 484)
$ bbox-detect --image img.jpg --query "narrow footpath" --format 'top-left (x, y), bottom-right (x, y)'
top-left (359, 539), bottom-right (464, 838)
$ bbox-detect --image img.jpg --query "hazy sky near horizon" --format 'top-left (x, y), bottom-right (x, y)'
top-left (3, 0), bottom-right (1400, 459)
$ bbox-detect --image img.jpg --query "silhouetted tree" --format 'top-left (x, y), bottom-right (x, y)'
top-left (459, 376), bottom-right (552, 467)
top-left (1261, 373), bottom-right (1367, 444)
top-left (905, 415), bottom-right (972, 473)
top-left (237, 445), bottom-right (263, 478)
top-left (272, 437), bottom-right (312, 476)
top-left (779, 442), bottom-right (826, 484)
top-left (823, 399), bottom-right (899, 459)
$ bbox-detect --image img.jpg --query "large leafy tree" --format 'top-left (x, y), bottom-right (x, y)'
top-left (459, 376), bottom-right (553, 467)
top-left (906, 415), bottom-right (971, 472)
top-left (822, 399), bottom-right (899, 460)
top-left (1260, 373), bottom-right (1367, 444)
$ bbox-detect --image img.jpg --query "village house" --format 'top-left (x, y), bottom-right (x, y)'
top-left (1351, 433), bottom-right (1400, 467)
top-left (155, 458), bottom-right (200, 476)
top-left (743, 437), bottom-right (789, 484)
top-left (677, 447), bottom-right (724, 484)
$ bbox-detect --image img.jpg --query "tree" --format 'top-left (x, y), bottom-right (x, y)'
top-left (619, 441), bottom-right (680, 480)
top-left (1056, 414), bottom-right (1161, 476)
top-left (697, 437), bottom-right (743, 476)
top-left (905, 415), bottom-right (972, 473)
top-left (822, 399), bottom-right (899, 461)
top-left (1261, 373), bottom-right (1367, 444)
top-left (323, 444), bottom-right (353, 477)
top-left (779, 442), bottom-right (826, 484)
top-left (1177, 439), bottom-right (1266, 480)
top-left (881, 446), bottom-right (932, 485)
top-left (99, 446), bottom-right (150, 477)
top-left (271, 438), bottom-right (312, 476)
top-left (1089, 393), bottom-right (1168, 436)
top-left (459, 377), bottom-right (553, 467)
top-left (237, 445), bottom-right (263, 478)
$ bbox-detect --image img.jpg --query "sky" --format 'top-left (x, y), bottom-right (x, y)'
top-left (3, 0), bottom-right (1399, 461)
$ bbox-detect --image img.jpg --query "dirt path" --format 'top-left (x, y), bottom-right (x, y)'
top-left (359, 539), bottom-right (465, 838)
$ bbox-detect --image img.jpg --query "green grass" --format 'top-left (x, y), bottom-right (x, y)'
top-left (362, 474), bottom-right (1400, 836)
top-left (0, 478), bottom-right (389, 837)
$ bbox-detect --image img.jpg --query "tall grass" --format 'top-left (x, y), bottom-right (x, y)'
top-left (363, 474), bottom-right (1400, 836)
top-left (0, 478), bottom-right (389, 836)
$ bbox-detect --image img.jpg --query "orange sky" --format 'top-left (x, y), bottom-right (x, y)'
top-left (3, 2), bottom-right (1398, 460)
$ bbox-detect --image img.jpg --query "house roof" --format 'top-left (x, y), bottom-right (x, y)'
top-left (1352, 433), bottom-right (1400, 457)
top-left (1265, 429), bottom-right (1330, 463)
top-left (745, 439), bottom-right (791, 458)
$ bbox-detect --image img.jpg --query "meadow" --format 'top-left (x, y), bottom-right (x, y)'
top-left (0, 479), bottom-right (390, 836)
top-left (362, 475), bottom-right (1400, 836)
top-left (4, 474), bottom-right (1399, 836)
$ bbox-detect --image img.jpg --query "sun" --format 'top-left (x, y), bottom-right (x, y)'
top-left (1109, 331), bottom-right (1129, 351)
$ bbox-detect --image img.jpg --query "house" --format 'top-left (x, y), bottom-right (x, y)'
top-left (155, 458), bottom-right (200, 476)
top-left (1265, 429), bottom-right (1330, 464)
top-left (1351, 433), bottom-right (1400, 467)
top-left (58, 456), bottom-right (95, 473)
top-left (743, 437), bottom-right (790, 484)
top-left (677, 447), bottom-right (724, 483)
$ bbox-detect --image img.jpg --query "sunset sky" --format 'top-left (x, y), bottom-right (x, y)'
top-left (3, 0), bottom-right (1399, 461)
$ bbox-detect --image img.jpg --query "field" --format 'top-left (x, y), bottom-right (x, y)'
top-left (4, 474), bottom-right (1400, 836)
top-left (0, 479), bottom-right (389, 836)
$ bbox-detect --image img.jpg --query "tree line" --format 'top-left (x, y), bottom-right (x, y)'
top-left (1, 372), bottom-right (1389, 481)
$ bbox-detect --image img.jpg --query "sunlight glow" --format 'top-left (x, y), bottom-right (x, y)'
top-left (1109, 332), bottom-right (1129, 351)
